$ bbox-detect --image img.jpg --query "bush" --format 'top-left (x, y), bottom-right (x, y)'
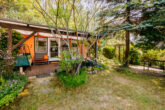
top-left (0, 73), bottom-right (27, 107)
top-left (129, 48), bottom-right (142, 65)
top-left (157, 50), bottom-right (165, 61)
top-left (59, 50), bottom-right (83, 75)
top-left (141, 49), bottom-right (165, 61)
top-left (103, 46), bottom-right (115, 59)
top-left (142, 49), bottom-right (158, 61)
top-left (0, 29), bottom-right (24, 73)
top-left (57, 69), bottom-right (87, 87)
top-left (93, 62), bottom-right (108, 71)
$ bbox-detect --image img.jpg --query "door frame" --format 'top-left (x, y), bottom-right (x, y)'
top-left (48, 38), bottom-right (60, 61)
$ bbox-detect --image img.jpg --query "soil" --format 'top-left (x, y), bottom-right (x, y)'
top-left (25, 62), bottom-right (60, 76)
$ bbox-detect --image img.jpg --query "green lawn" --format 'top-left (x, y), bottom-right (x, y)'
top-left (1, 59), bottom-right (165, 110)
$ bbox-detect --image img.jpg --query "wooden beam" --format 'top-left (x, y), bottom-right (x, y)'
top-left (87, 40), bottom-right (95, 50)
top-left (7, 28), bottom-right (12, 73)
top-left (114, 46), bottom-right (116, 57)
top-left (119, 45), bottom-right (121, 61)
top-left (95, 38), bottom-right (98, 59)
top-left (123, 46), bottom-right (125, 61)
top-left (11, 31), bottom-right (36, 51)
top-left (0, 19), bottom-right (91, 38)
top-left (0, 22), bottom-right (53, 33)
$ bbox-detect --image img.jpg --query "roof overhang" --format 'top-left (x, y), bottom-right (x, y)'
top-left (0, 18), bottom-right (91, 38)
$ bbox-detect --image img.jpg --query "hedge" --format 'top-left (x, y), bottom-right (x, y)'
top-left (103, 46), bottom-right (115, 59)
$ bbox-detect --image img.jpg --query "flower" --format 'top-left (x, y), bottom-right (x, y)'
top-left (87, 57), bottom-right (90, 60)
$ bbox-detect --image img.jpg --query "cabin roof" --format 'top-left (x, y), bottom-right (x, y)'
top-left (0, 18), bottom-right (92, 38)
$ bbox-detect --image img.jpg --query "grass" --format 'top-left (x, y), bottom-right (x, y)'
top-left (1, 57), bottom-right (165, 110)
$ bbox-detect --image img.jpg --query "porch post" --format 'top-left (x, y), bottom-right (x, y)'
top-left (95, 38), bottom-right (98, 59)
top-left (119, 45), bottom-right (121, 61)
top-left (7, 28), bottom-right (13, 73)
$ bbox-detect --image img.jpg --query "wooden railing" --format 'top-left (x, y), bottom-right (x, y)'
top-left (142, 60), bottom-right (165, 72)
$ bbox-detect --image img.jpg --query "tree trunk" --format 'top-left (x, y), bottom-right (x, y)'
top-left (124, 0), bottom-right (131, 67)
top-left (119, 45), bottom-right (121, 61)
top-left (124, 30), bottom-right (130, 66)
top-left (95, 38), bottom-right (98, 59)
top-left (7, 28), bottom-right (13, 73)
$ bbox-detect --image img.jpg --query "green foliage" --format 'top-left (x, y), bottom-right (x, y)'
top-left (0, 29), bottom-right (24, 55)
top-left (159, 64), bottom-right (164, 70)
top-left (136, 27), bottom-right (165, 50)
top-left (0, 0), bottom-right (45, 24)
top-left (142, 49), bottom-right (158, 61)
top-left (57, 69), bottom-right (87, 87)
top-left (59, 51), bottom-right (83, 75)
top-left (135, 1), bottom-right (165, 49)
top-left (0, 73), bottom-right (27, 107)
top-left (129, 48), bottom-right (142, 65)
top-left (95, 62), bottom-right (109, 70)
top-left (141, 49), bottom-right (165, 61)
top-left (103, 46), bottom-right (115, 59)
top-left (0, 29), bottom-right (24, 73)
top-left (0, 75), bottom-right (5, 86)
top-left (116, 67), bottom-right (132, 74)
top-left (98, 0), bottom-right (165, 50)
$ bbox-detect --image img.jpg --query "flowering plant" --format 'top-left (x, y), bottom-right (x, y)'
top-left (0, 73), bottom-right (27, 107)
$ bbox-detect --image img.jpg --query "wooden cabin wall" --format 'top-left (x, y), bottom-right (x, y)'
top-left (23, 35), bottom-right (35, 60)
top-left (22, 34), bottom-right (88, 62)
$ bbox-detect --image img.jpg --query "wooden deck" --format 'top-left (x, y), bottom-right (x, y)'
top-left (25, 62), bottom-right (60, 76)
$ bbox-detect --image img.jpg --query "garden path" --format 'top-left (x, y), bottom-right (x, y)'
top-left (130, 65), bottom-right (165, 77)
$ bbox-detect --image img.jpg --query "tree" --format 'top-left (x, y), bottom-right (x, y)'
top-left (33, 0), bottom-right (103, 75)
top-left (136, 1), bottom-right (165, 49)
top-left (0, 0), bottom-right (45, 24)
top-left (97, 0), bottom-right (165, 66)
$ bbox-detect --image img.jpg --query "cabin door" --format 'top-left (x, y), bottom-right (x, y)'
top-left (48, 38), bottom-right (60, 61)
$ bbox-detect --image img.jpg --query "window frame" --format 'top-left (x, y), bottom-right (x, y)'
top-left (35, 37), bottom-right (48, 53)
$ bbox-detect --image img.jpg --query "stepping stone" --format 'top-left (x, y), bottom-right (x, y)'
top-left (36, 73), bottom-right (50, 78)
top-left (43, 88), bottom-right (53, 94)
top-left (42, 80), bottom-right (50, 85)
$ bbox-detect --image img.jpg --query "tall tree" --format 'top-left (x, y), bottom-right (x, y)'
top-left (97, 0), bottom-right (165, 66)
top-left (125, 0), bottom-right (131, 66)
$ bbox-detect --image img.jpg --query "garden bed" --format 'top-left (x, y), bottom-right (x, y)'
top-left (0, 73), bottom-right (27, 107)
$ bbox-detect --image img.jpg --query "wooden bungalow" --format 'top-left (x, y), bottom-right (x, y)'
top-left (0, 18), bottom-right (98, 75)
top-left (16, 30), bottom-right (88, 63)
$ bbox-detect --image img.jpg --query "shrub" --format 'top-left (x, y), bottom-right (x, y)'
top-left (0, 75), bottom-right (5, 86)
top-left (141, 49), bottom-right (158, 61)
top-left (141, 49), bottom-right (165, 61)
top-left (0, 29), bottom-right (24, 73)
top-left (59, 50), bottom-right (83, 75)
top-left (93, 62), bottom-right (108, 71)
top-left (157, 50), bottom-right (165, 61)
top-left (129, 48), bottom-right (142, 65)
top-left (0, 73), bottom-right (27, 107)
top-left (103, 46), bottom-right (115, 59)
top-left (116, 66), bottom-right (132, 74)
top-left (160, 64), bottom-right (164, 69)
top-left (57, 69), bottom-right (87, 87)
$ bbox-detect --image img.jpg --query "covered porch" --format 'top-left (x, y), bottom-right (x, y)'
top-left (0, 18), bottom-right (98, 76)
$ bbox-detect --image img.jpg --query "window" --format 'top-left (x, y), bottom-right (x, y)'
top-left (50, 40), bottom-right (58, 58)
top-left (61, 39), bottom-right (69, 52)
top-left (71, 40), bottom-right (78, 56)
top-left (35, 37), bottom-right (48, 53)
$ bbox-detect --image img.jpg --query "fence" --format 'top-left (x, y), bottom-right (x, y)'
top-left (142, 60), bottom-right (165, 72)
